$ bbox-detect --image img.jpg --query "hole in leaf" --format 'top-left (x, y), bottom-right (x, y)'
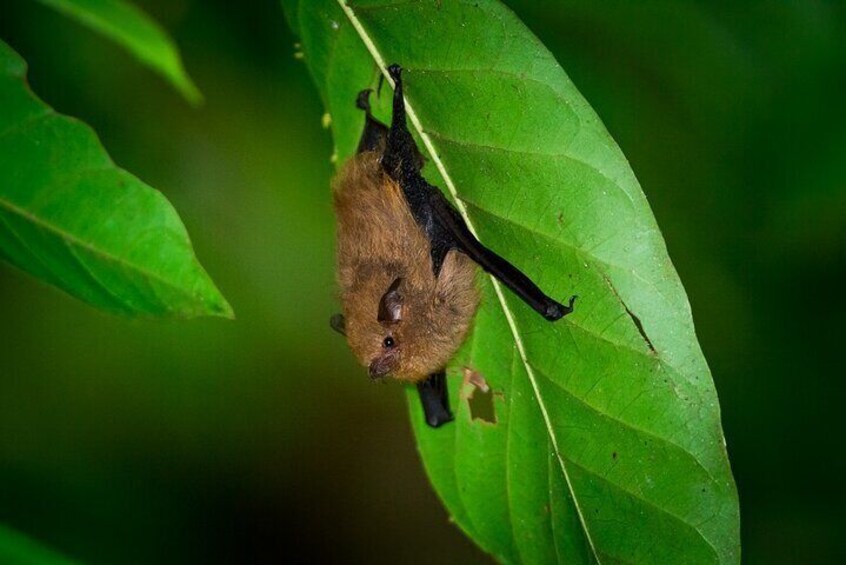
top-left (462, 367), bottom-right (496, 424)
top-left (468, 387), bottom-right (497, 424)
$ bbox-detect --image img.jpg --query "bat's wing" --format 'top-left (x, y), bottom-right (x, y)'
top-left (429, 191), bottom-right (573, 320)
top-left (380, 65), bottom-right (572, 321)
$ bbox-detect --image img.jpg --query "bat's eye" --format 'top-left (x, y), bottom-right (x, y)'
top-left (383, 336), bottom-right (395, 349)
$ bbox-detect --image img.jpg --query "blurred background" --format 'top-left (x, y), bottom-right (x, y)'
top-left (0, 0), bottom-right (843, 562)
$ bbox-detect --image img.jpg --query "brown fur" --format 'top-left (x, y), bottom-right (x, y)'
top-left (333, 151), bottom-right (480, 383)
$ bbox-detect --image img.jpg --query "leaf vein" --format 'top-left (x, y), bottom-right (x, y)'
top-left (532, 365), bottom-right (716, 483)
top-left (504, 340), bottom-right (523, 564)
top-left (333, 1), bottom-right (603, 561)
top-left (423, 127), bottom-right (635, 209)
top-left (565, 457), bottom-right (722, 561)
top-left (467, 203), bottom-right (686, 369)
top-left (64, 237), bottom-right (132, 312)
top-left (410, 66), bottom-right (578, 118)
top-left (0, 210), bottom-right (62, 287)
top-left (0, 196), bottom-right (200, 309)
top-left (451, 321), bottom-right (485, 545)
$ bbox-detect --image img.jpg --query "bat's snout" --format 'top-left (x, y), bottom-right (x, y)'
top-left (368, 355), bottom-right (396, 380)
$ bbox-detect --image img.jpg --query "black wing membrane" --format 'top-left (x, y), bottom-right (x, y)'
top-left (381, 64), bottom-right (573, 321)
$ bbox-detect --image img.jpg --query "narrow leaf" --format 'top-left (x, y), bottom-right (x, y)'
top-left (0, 40), bottom-right (232, 318)
top-left (33, 0), bottom-right (202, 104)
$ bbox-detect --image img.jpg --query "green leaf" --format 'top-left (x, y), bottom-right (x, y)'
top-left (0, 524), bottom-right (77, 565)
top-left (33, 0), bottom-right (202, 105)
top-left (284, 0), bottom-right (740, 562)
top-left (0, 40), bottom-right (232, 318)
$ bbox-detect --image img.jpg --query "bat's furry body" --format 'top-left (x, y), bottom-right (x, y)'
top-left (331, 64), bottom-right (574, 427)
top-left (334, 152), bottom-right (479, 383)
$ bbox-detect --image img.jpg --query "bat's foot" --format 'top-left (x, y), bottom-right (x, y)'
top-left (355, 88), bottom-right (389, 154)
top-left (356, 89), bottom-right (373, 111)
top-left (543, 295), bottom-right (577, 321)
top-left (425, 408), bottom-right (453, 428)
top-left (387, 63), bottom-right (402, 83)
top-left (418, 371), bottom-right (453, 428)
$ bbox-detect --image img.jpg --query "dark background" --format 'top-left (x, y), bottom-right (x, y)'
top-left (1, 1), bottom-right (843, 563)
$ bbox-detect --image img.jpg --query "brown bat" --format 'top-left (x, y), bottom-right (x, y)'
top-left (330, 64), bottom-right (576, 427)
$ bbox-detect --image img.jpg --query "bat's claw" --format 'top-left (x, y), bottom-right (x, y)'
top-left (387, 63), bottom-right (402, 83)
top-left (426, 411), bottom-right (454, 428)
top-left (543, 295), bottom-right (577, 321)
top-left (543, 303), bottom-right (564, 321)
top-left (356, 89), bottom-right (373, 111)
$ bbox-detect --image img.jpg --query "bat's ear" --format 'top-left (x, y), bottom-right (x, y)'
top-left (378, 277), bottom-right (404, 324)
top-left (329, 313), bottom-right (346, 336)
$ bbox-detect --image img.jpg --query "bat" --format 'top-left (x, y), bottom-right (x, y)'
top-left (330, 64), bottom-right (576, 428)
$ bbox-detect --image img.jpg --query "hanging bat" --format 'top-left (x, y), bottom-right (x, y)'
top-left (330, 64), bottom-right (576, 428)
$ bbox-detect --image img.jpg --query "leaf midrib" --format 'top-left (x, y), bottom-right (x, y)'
top-left (0, 195), bottom-right (201, 310)
top-left (334, 1), bottom-right (602, 562)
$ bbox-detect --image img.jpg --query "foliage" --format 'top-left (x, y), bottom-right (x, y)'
top-left (33, 0), bottom-right (201, 104)
top-left (283, 0), bottom-right (740, 562)
top-left (0, 4), bottom-right (229, 317)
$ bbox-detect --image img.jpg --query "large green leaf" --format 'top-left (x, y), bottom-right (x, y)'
top-left (284, 0), bottom-right (739, 562)
top-left (0, 40), bottom-right (231, 318)
top-left (33, 0), bottom-right (201, 104)
top-left (0, 524), bottom-right (77, 565)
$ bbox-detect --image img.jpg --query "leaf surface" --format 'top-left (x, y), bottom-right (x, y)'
top-left (284, 1), bottom-right (740, 562)
top-left (0, 40), bottom-right (231, 318)
top-left (34, 0), bottom-right (201, 104)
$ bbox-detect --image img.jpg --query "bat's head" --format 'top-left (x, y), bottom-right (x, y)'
top-left (365, 276), bottom-right (405, 379)
top-left (344, 276), bottom-right (425, 382)
top-left (344, 252), bottom-right (479, 383)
